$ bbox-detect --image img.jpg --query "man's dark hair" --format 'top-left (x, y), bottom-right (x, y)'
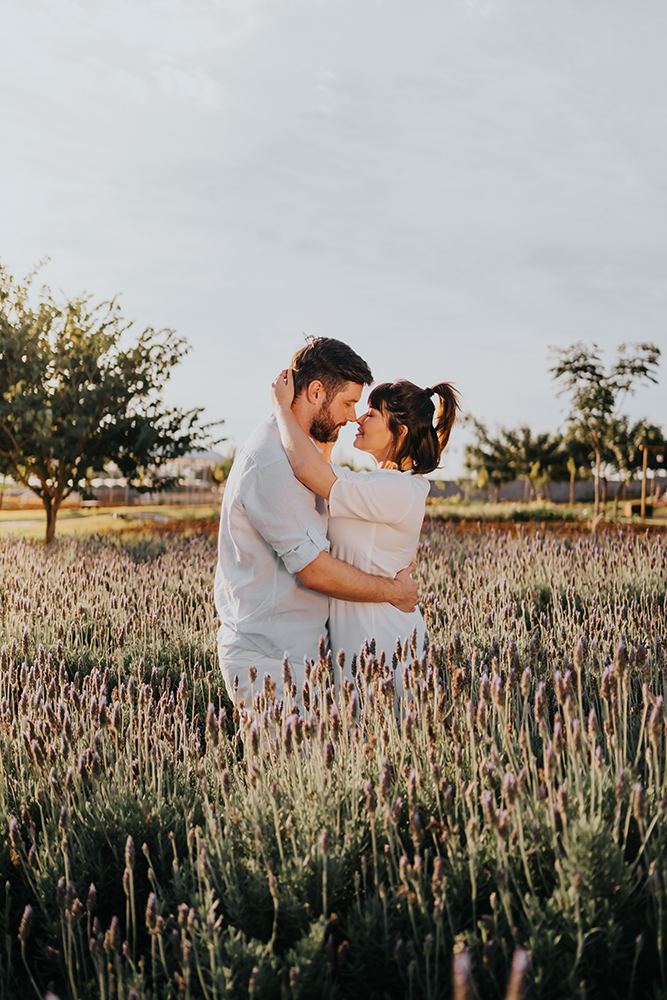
top-left (290, 337), bottom-right (373, 399)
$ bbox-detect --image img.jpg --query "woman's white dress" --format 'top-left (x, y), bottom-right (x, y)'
top-left (327, 464), bottom-right (430, 662)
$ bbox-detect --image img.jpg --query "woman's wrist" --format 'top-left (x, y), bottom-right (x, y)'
top-left (274, 398), bottom-right (292, 419)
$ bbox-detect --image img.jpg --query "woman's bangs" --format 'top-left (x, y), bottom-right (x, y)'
top-left (368, 383), bottom-right (394, 413)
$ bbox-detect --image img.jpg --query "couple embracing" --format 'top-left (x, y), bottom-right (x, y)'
top-left (214, 337), bottom-right (459, 706)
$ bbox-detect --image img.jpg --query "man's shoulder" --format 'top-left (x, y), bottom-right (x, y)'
top-left (226, 416), bottom-right (294, 501)
top-left (241, 416), bottom-right (285, 467)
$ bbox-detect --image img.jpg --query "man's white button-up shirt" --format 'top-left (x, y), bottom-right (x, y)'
top-left (214, 415), bottom-right (330, 664)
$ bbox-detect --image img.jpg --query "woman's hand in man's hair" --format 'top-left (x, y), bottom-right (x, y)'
top-left (271, 369), bottom-right (295, 411)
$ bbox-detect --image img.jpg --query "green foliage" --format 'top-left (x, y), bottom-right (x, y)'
top-left (426, 499), bottom-right (580, 523)
top-left (0, 529), bottom-right (667, 998)
top-left (463, 418), bottom-right (518, 497)
top-left (0, 262), bottom-right (222, 542)
top-left (609, 418), bottom-right (666, 483)
top-left (561, 429), bottom-right (595, 479)
top-left (550, 342), bottom-right (661, 515)
top-left (464, 420), bottom-right (566, 501)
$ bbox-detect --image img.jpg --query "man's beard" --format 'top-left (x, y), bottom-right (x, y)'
top-left (309, 400), bottom-right (343, 444)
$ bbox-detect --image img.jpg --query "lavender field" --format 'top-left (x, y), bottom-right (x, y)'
top-left (1, 526), bottom-right (666, 999)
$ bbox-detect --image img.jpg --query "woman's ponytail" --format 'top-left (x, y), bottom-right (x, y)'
top-left (367, 378), bottom-right (462, 475)
top-left (430, 382), bottom-right (461, 453)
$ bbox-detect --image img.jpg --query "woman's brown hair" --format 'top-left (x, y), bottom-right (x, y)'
top-left (367, 380), bottom-right (461, 475)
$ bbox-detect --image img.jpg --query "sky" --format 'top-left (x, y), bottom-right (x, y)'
top-left (1, 0), bottom-right (666, 477)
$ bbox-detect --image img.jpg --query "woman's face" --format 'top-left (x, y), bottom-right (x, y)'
top-left (353, 405), bottom-right (397, 465)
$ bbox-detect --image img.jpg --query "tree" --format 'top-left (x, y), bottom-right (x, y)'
top-left (609, 417), bottom-right (665, 512)
top-left (560, 431), bottom-right (594, 506)
top-left (0, 263), bottom-right (222, 543)
top-left (464, 420), bottom-right (564, 502)
top-left (498, 426), bottom-right (565, 501)
top-left (463, 419), bottom-right (516, 501)
top-left (550, 342), bottom-right (661, 517)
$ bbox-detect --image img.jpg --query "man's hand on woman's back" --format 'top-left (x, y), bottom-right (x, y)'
top-left (390, 562), bottom-right (419, 613)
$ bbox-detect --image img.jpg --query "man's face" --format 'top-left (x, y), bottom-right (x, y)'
top-left (309, 381), bottom-right (364, 444)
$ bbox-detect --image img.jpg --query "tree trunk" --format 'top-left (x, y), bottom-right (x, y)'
top-left (569, 469), bottom-right (575, 506)
top-left (494, 486), bottom-right (499, 503)
top-left (43, 496), bottom-right (61, 544)
top-left (601, 477), bottom-right (607, 507)
top-left (594, 450), bottom-right (601, 517)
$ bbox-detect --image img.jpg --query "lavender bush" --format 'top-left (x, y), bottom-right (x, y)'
top-left (0, 527), bottom-right (665, 999)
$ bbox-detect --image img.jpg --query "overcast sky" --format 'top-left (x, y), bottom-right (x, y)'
top-left (2, 0), bottom-right (666, 476)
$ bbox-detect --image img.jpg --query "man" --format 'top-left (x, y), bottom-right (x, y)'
top-left (214, 336), bottom-right (419, 704)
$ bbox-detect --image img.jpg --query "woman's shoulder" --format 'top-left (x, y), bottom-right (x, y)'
top-left (409, 473), bottom-right (432, 496)
top-left (333, 465), bottom-right (429, 495)
top-left (377, 468), bottom-right (431, 493)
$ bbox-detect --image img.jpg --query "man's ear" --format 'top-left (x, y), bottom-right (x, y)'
top-left (305, 380), bottom-right (326, 404)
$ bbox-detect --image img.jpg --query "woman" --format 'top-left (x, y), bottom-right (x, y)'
top-left (271, 370), bottom-right (460, 666)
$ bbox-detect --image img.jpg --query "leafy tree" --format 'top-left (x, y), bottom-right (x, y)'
top-left (499, 426), bottom-right (565, 500)
top-left (464, 421), bottom-right (564, 501)
top-left (560, 430), bottom-right (594, 505)
top-left (550, 342), bottom-right (661, 516)
top-left (0, 263), bottom-right (221, 543)
top-left (609, 417), bottom-right (665, 510)
top-left (463, 419), bottom-right (516, 501)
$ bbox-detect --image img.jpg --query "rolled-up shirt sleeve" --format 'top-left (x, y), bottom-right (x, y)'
top-left (329, 465), bottom-right (416, 524)
top-left (241, 459), bottom-right (330, 574)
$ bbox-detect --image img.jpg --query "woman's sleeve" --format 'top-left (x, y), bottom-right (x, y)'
top-left (328, 466), bottom-right (416, 524)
